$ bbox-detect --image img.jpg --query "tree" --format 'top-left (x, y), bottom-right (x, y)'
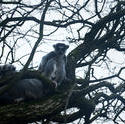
top-left (0, 0), bottom-right (125, 124)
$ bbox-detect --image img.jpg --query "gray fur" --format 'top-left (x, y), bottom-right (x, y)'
top-left (0, 64), bottom-right (16, 78)
top-left (39, 43), bottom-right (69, 86)
top-left (0, 64), bottom-right (43, 104)
top-left (0, 79), bottom-right (43, 104)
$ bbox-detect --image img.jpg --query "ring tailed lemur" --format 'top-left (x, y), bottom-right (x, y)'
top-left (0, 64), bottom-right (16, 78)
top-left (39, 43), bottom-right (69, 87)
top-left (0, 64), bottom-right (43, 104)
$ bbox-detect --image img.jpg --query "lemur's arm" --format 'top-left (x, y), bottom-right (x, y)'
top-left (38, 52), bottom-right (56, 72)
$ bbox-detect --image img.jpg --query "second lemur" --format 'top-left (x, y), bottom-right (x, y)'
top-left (39, 43), bottom-right (69, 87)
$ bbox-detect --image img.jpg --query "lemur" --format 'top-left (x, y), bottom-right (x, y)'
top-left (39, 43), bottom-right (69, 87)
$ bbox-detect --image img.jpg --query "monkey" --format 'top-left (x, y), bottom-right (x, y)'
top-left (0, 64), bottom-right (16, 78)
top-left (0, 42), bottom-right (69, 104)
top-left (0, 64), bottom-right (44, 104)
top-left (39, 43), bottom-right (69, 87)
top-left (0, 79), bottom-right (43, 104)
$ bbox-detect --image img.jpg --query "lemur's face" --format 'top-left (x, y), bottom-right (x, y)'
top-left (54, 43), bottom-right (69, 55)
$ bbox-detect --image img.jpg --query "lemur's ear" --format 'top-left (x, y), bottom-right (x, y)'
top-left (53, 44), bottom-right (56, 48)
top-left (66, 45), bottom-right (69, 49)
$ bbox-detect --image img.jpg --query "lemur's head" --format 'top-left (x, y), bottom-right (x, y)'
top-left (53, 43), bottom-right (69, 55)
